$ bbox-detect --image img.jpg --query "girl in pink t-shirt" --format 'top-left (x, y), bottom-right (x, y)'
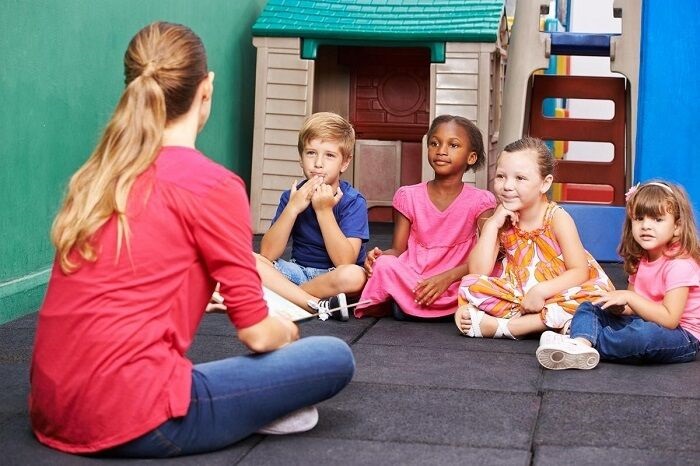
top-left (537, 181), bottom-right (700, 370)
top-left (354, 115), bottom-right (496, 320)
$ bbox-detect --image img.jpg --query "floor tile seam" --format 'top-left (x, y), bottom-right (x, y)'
top-left (350, 380), bottom-right (540, 396)
top-left (533, 441), bottom-right (700, 453)
top-left (529, 367), bottom-right (547, 466)
top-left (293, 432), bottom-right (534, 451)
top-left (353, 341), bottom-right (536, 355)
top-left (349, 319), bottom-right (381, 345)
top-left (234, 435), bottom-right (265, 464)
top-left (540, 387), bottom-right (700, 402)
top-left (0, 358), bottom-right (30, 364)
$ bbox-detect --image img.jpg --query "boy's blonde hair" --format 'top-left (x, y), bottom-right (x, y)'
top-left (297, 112), bottom-right (355, 162)
top-left (619, 181), bottom-right (700, 275)
top-left (51, 22), bottom-right (208, 273)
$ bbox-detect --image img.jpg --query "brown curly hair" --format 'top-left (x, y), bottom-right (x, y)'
top-left (618, 181), bottom-right (700, 275)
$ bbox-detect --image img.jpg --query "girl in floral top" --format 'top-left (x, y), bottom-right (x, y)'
top-left (455, 137), bottom-right (613, 339)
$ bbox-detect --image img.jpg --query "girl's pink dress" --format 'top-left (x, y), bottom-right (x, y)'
top-left (355, 182), bottom-right (496, 318)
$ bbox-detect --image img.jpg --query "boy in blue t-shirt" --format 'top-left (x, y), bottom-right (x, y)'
top-left (255, 112), bottom-right (369, 321)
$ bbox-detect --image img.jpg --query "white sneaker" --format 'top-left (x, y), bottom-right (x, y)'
top-left (256, 406), bottom-right (319, 435)
top-left (308, 293), bottom-right (349, 321)
top-left (536, 333), bottom-right (600, 370)
top-left (539, 330), bottom-right (569, 346)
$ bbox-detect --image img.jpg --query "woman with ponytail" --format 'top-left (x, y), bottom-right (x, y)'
top-left (30, 22), bottom-right (354, 457)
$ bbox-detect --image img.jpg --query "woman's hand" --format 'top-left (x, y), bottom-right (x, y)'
top-left (364, 247), bottom-right (382, 277)
top-left (238, 314), bottom-right (299, 353)
top-left (413, 271), bottom-right (453, 307)
top-left (205, 283), bottom-right (227, 313)
top-left (274, 315), bottom-right (300, 342)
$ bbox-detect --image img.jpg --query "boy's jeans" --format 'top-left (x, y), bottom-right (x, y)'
top-left (273, 258), bottom-right (333, 285)
top-left (106, 336), bottom-right (354, 458)
top-left (571, 302), bottom-right (699, 364)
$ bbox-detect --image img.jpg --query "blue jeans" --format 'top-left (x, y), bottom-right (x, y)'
top-left (274, 258), bottom-right (332, 285)
top-left (106, 336), bottom-right (354, 458)
top-left (571, 302), bottom-right (699, 364)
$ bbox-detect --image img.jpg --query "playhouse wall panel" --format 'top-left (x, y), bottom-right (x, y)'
top-left (261, 189), bottom-right (284, 206)
top-left (434, 104), bottom-right (478, 121)
top-left (264, 129), bottom-right (298, 146)
top-left (263, 174), bottom-right (301, 191)
top-left (436, 73), bottom-right (478, 90)
top-left (265, 98), bottom-right (307, 115)
top-left (250, 37), bottom-right (313, 233)
top-left (264, 143), bottom-right (299, 160)
top-left (436, 89), bottom-right (478, 105)
top-left (264, 114), bottom-right (307, 131)
top-left (435, 58), bottom-right (479, 74)
top-left (259, 205), bottom-right (279, 223)
top-left (267, 68), bottom-right (308, 85)
top-left (263, 159), bottom-right (303, 176)
top-left (267, 83), bottom-right (308, 100)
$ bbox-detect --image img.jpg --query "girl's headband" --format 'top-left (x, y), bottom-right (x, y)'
top-left (624, 182), bottom-right (674, 202)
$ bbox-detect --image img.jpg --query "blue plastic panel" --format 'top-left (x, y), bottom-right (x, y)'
top-left (635, 0), bottom-right (700, 216)
top-left (549, 33), bottom-right (612, 57)
top-left (560, 204), bottom-right (625, 262)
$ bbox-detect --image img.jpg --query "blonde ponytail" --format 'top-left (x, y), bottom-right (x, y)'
top-left (51, 22), bottom-right (208, 273)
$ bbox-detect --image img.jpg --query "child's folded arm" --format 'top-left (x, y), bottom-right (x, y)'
top-left (625, 287), bottom-right (688, 329)
top-left (260, 206), bottom-right (298, 260)
top-left (316, 207), bottom-right (362, 265)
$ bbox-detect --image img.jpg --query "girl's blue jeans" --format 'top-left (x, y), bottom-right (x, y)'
top-left (571, 301), bottom-right (699, 364)
top-left (105, 336), bottom-right (355, 458)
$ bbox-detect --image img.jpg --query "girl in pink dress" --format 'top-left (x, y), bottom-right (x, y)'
top-left (354, 115), bottom-right (496, 320)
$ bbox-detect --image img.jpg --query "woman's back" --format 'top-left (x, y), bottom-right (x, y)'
top-left (31, 146), bottom-right (266, 452)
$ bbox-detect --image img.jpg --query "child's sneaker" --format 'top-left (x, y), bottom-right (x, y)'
top-left (256, 406), bottom-right (319, 435)
top-left (539, 329), bottom-right (569, 346)
top-left (308, 293), bottom-right (349, 321)
top-left (536, 331), bottom-right (600, 370)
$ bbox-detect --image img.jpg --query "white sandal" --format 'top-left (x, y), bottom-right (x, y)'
top-left (459, 306), bottom-right (516, 340)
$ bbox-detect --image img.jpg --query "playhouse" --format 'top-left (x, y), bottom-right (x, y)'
top-left (248, 0), bottom-right (508, 233)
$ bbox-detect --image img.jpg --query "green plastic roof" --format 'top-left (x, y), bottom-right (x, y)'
top-left (252, 0), bottom-right (505, 43)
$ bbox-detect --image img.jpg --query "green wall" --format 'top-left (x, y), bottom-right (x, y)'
top-left (0, 0), bottom-right (267, 323)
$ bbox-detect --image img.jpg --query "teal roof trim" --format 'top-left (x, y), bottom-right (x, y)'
top-left (301, 38), bottom-right (446, 62)
top-left (253, 0), bottom-right (505, 44)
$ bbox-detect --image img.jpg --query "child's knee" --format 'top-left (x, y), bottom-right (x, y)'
top-left (334, 264), bottom-right (367, 293)
top-left (577, 301), bottom-right (602, 317)
top-left (372, 254), bottom-right (395, 269)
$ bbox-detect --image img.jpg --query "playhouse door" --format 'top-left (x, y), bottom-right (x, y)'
top-left (341, 47), bottom-right (430, 221)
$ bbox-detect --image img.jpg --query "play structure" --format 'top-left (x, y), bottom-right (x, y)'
top-left (248, 0), bottom-right (508, 233)
top-left (247, 0), bottom-right (696, 257)
top-left (501, 0), bottom-right (700, 259)
top-left (499, 0), bottom-right (643, 261)
top-left (634, 0), bottom-right (699, 216)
